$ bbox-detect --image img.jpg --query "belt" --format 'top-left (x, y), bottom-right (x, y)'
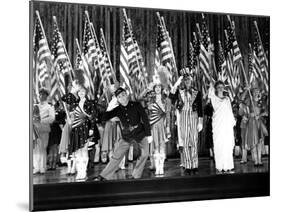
top-left (123, 124), bottom-right (139, 132)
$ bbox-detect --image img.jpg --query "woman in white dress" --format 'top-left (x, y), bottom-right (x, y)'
top-left (208, 81), bottom-right (236, 173)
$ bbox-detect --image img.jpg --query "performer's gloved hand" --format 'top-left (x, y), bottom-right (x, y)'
top-left (197, 118), bottom-right (203, 132)
top-left (89, 129), bottom-right (93, 136)
top-left (107, 96), bottom-right (119, 111)
top-left (147, 136), bottom-right (153, 144)
top-left (197, 122), bottom-right (203, 132)
top-left (171, 76), bottom-right (183, 94)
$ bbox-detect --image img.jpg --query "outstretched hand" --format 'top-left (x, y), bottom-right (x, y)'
top-left (106, 96), bottom-right (119, 111)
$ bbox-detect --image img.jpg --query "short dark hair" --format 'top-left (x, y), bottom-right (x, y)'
top-left (214, 80), bottom-right (225, 90)
top-left (114, 87), bottom-right (126, 97)
top-left (39, 88), bottom-right (49, 97)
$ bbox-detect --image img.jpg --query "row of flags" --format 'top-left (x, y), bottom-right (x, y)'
top-left (33, 9), bottom-right (269, 107)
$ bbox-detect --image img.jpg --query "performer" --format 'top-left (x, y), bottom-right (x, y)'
top-left (59, 113), bottom-right (75, 175)
top-left (241, 81), bottom-right (268, 166)
top-left (61, 83), bottom-right (100, 180)
top-left (90, 87), bottom-right (152, 181)
top-left (208, 81), bottom-right (236, 173)
top-left (169, 68), bottom-right (203, 174)
top-left (47, 101), bottom-right (66, 170)
top-left (33, 88), bottom-right (55, 174)
top-left (238, 98), bottom-right (249, 164)
top-left (100, 85), bottom-right (121, 163)
top-left (147, 81), bottom-right (171, 176)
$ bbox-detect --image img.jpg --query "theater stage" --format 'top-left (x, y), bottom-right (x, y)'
top-left (32, 157), bottom-right (269, 211)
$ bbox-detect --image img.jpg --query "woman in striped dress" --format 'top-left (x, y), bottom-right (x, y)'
top-left (147, 83), bottom-right (171, 176)
top-left (62, 84), bottom-right (100, 180)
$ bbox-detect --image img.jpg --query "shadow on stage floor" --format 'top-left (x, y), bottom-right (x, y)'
top-left (33, 157), bottom-right (269, 184)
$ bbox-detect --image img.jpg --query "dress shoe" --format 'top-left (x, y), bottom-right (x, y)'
top-left (93, 175), bottom-right (106, 181)
top-left (192, 168), bottom-right (198, 174)
top-left (184, 169), bottom-right (192, 175)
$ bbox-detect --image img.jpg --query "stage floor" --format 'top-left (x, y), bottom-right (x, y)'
top-left (33, 157), bottom-right (269, 185)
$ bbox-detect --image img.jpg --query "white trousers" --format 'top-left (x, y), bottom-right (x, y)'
top-left (33, 132), bottom-right (49, 173)
top-left (74, 143), bottom-right (89, 180)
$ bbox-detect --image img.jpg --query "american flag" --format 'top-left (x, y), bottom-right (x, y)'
top-left (248, 44), bottom-right (258, 83)
top-left (188, 42), bottom-right (195, 71)
top-left (225, 51), bottom-right (235, 100)
top-left (74, 39), bottom-right (95, 98)
top-left (124, 17), bottom-right (144, 81)
top-left (122, 11), bottom-right (147, 99)
top-left (120, 41), bottom-right (133, 93)
top-left (99, 33), bottom-right (116, 84)
top-left (199, 44), bottom-right (211, 82)
top-left (82, 13), bottom-right (98, 80)
top-left (50, 17), bottom-right (72, 97)
top-left (87, 23), bottom-right (107, 98)
top-left (33, 12), bottom-right (52, 86)
top-left (120, 23), bottom-right (133, 94)
top-left (225, 22), bottom-right (241, 96)
top-left (200, 14), bottom-right (217, 80)
top-left (253, 22), bottom-right (268, 82)
top-left (154, 48), bottom-right (161, 77)
top-left (252, 50), bottom-right (268, 91)
top-left (226, 18), bottom-right (242, 64)
top-left (218, 40), bottom-right (226, 73)
top-left (156, 22), bottom-right (173, 74)
top-left (192, 32), bottom-right (200, 60)
top-left (200, 14), bottom-right (211, 50)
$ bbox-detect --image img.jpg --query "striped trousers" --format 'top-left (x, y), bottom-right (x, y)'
top-left (179, 110), bottom-right (199, 169)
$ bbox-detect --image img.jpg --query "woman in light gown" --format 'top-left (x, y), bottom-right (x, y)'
top-left (208, 81), bottom-right (236, 173)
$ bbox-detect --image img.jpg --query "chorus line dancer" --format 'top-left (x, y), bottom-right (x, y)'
top-left (146, 80), bottom-right (171, 176)
top-left (61, 82), bottom-right (100, 180)
top-left (33, 89), bottom-right (55, 174)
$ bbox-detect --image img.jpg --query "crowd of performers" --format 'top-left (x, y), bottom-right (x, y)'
top-left (32, 66), bottom-right (269, 181)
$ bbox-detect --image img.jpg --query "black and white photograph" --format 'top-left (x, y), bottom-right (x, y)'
top-left (29, 0), bottom-right (270, 211)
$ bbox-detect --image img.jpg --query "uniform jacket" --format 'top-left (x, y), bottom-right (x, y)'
top-left (102, 101), bottom-right (151, 142)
